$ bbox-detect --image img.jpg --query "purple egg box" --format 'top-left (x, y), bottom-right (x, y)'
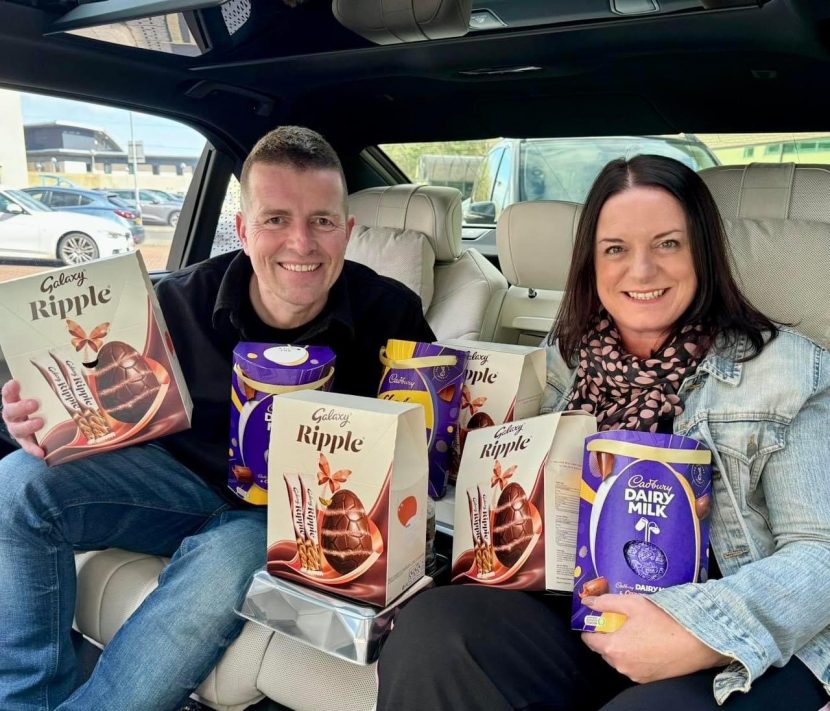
top-left (377, 340), bottom-right (466, 499)
top-left (229, 343), bottom-right (335, 504)
top-left (572, 430), bottom-right (713, 632)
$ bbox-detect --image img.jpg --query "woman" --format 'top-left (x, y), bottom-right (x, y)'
top-left (376, 155), bottom-right (830, 710)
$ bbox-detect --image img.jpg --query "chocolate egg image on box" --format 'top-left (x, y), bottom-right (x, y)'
top-left (623, 540), bottom-right (668, 581)
top-left (493, 482), bottom-right (534, 567)
top-left (467, 411), bottom-right (495, 431)
top-left (321, 489), bottom-right (373, 575)
top-left (95, 341), bottom-right (160, 423)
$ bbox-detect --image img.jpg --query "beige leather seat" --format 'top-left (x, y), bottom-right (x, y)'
top-left (491, 200), bottom-right (581, 345)
top-left (75, 549), bottom-right (380, 711)
top-left (700, 163), bottom-right (830, 348)
top-left (347, 184), bottom-right (508, 341)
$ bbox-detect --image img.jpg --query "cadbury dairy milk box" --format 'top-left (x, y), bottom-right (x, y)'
top-left (266, 389), bottom-right (428, 607)
top-left (437, 340), bottom-right (545, 482)
top-left (229, 343), bottom-right (335, 505)
top-left (451, 412), bottom-right (596, 591)
top-left (0, 252), bottom-right (191, 466)
top-left (377, 339), bottom-right (466, 498)
top-left (572, 431), bottom-right (713, 632)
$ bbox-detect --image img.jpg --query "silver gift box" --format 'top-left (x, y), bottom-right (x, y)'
top-left (236, 570), bottom-right (434, 665)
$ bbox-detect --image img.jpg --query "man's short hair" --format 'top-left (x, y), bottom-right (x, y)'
top-left (240, 126), bottom-right (347, 210)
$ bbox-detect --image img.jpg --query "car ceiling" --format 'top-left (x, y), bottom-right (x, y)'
top-left (1, 0), bottom-right (830, 162)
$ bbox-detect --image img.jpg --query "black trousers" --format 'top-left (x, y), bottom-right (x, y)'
top-left (376, 586), bottom-right (827, 711)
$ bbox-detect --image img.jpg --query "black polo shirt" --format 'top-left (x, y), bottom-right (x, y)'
top-left (155, 250), bottom-right (435, 505)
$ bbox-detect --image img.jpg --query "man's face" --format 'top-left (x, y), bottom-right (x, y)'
top-left (237, 163), bottom-right (354, 329)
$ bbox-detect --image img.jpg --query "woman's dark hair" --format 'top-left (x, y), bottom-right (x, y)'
top-left (549, 154), bottom-right (778, 366)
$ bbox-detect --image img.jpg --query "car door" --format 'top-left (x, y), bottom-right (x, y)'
top-left (0, 193), bottom-right (47, 257)
top-left (137, 190), bottom-right (164, 223)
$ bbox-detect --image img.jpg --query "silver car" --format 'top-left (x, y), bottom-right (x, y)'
top-left (109, 189), bottom-right (181, 227)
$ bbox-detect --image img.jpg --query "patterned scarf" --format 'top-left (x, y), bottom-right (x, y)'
top-left (566, 313), bottom-right (708, 432)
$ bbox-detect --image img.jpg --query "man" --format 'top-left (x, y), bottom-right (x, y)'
top-left (0, 126), bottom-right (434, 710)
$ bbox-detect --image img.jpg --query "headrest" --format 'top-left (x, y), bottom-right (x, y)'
top-left (724, 217), bottom-right (830, 349)
top-left (345, 226), bottom-right (435, 312)
top-left (700, 163), bottom-right (830, 222)
top-left (496, 201), bottom-right (582, 289)
top-left (349, 184), bottom-right (462, 262)
top-left (332, 0), bottom-right (472, 45)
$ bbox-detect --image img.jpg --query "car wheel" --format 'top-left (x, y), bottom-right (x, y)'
top-left (57, 232), bottom-right (100, 265)
top-left (168, 210), bottom-right (180, 227)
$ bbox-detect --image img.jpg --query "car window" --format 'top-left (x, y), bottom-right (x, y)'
top-left (107, 195), bottom-right (131, 208)
top-left (9, 190), bottom-right (51, 212)
top-left (49, 191), bottom-right (82, 208)
top-left (25, 190), bottom-right (46, 203)
top-left (1, 89), bottom-right (205, 278)
top-left (381, 133), bottom-right (830, 230)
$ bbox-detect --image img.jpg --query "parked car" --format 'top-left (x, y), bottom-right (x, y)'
top-left (463, 136), bottom-right (720, 225)
top-left (22, 187), bottom-right (145, 244)
top-left (146, 189), bottom-right (184, 204)
top-left (0, 187), bottom-right (134, 265)
top-left (108, 189), bottom-right (181, 226)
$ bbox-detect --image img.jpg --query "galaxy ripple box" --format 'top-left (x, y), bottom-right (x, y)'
top-left (377, 339), bottom-right (466, 498)
top-left (451, 412), bottom-right (596, 591)
top-left (437, 339), bottom-right (546, 482)
top-left (266, 389), bottom-right (429, 607)
top-left (572, 431), bottom-right (713, 633)
top-left (0, 252), bottom-right (191, 465)
top-left (229, 343), bottom-right (335, 505)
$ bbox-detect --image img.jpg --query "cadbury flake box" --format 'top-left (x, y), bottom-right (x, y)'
top-left (0, 252), bottom-right (191, 465)
top-left (451, 412), bottom-right (596, 591)
top-left (266, 389), bottom-right (428, 607)
top-left (572, 431), bottom-right (713, 632)
top-left (229, 344), bottom-right (335, 505)
top-left (437, 340), bottom-right (545, 481)
top-left (377, 339), bottom-right (466, 499)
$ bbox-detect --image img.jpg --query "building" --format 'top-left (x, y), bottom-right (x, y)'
top-left (24, 121), bottom-right (199, 177)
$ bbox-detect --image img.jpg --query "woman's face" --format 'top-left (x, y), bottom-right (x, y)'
top-left (594, 185), bottom-right (698, 358)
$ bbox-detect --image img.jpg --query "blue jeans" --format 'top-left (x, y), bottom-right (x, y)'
top-left (0, 444), bottom-right (266, 711)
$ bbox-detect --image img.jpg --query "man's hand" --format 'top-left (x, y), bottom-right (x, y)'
top-left (581, 594), bottom-right (732, 683)
top-left (1, 380), bottom-right (45, 459)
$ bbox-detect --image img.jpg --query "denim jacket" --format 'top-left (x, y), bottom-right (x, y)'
top-left (541, 328), bottom-right (830, 704)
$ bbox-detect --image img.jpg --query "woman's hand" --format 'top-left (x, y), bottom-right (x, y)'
top-left (1, 379), bottom-right (45, 459)
top-left (581, 594), bottom-right (732, 683)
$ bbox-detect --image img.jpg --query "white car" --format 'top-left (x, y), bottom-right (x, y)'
top-left (0, 187), bottom-right (134, 266)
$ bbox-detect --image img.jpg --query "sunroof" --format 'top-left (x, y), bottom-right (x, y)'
top-left (65, 13), bottom-right (205, 57)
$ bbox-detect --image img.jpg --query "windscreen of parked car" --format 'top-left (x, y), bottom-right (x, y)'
top-left (9, 190), bottom-right (51, 212)
top-left (518, 136), bottom-right (719, 203)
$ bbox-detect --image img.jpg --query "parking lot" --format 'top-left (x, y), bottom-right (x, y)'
top-left (0, 226), bottom-right (174, 281)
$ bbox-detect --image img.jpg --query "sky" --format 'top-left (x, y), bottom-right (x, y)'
top-left (21, 92), bottom-right (206, 158)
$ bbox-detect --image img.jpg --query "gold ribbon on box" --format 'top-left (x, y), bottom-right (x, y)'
top-left (586, 438), bottom-right (712, 465)
top-left (379, 338), bottom-right (459, 370)
top-left (232, 363), bottom-right (334, 395)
